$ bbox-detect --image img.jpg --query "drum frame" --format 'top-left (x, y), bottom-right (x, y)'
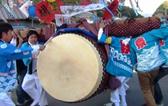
top-left (54, 28), bottom-right (110, 102)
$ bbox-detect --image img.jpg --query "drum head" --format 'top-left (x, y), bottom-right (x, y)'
top-left (37, 33), bottom-right (103, 102)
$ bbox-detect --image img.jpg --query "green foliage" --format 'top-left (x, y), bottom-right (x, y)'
top-left (154, 1), bottom-right (168, 15)
top-left (32, 0), bottom-right (41, 4)
top-left (50, 2), bottom-right (59, 11)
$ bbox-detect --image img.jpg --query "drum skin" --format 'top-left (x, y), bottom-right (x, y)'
top-left (37, 31), bottom-right (109, 102)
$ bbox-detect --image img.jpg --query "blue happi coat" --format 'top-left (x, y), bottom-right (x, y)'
top-left (106, 36), bottom-right (136, 77)
top-left (98, 33), bottom-right (136, 77)
top-left (0, 40), bottom-right (32, 73)
top-left (0, 40), bottom-right (32, 92)
top-left (130, 26), bottom-right (168, 72)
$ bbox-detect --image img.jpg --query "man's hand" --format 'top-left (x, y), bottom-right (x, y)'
top-left (39, 45), bottom-right (46, 51)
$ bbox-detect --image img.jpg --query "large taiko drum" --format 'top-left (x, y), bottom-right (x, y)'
top-left (37, 28), bottom-right (109, 102)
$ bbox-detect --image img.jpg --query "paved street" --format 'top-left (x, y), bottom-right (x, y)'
top-left (11, 73), bottom-right (168, 106)
top-left (47, 74), bottom-right (168, 106)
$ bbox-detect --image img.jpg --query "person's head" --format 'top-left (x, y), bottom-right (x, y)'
top-left (20, 28), bottom-right (29, 39)
top-left (27, 30), bottom-right (39, 44)
top-left (0, 23), bottom-right (13, 42)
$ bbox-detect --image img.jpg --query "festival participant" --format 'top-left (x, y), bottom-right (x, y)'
top-left (130, 25), bottom-right (168, 106)
top-left (98, 20), bottom-right (135, 106)
top-left (0, 22), bottom-right (32, 106)
top-left (12, 29), bottom-right (33, 106)
top-left (22, 30), bottom-right (48, 106)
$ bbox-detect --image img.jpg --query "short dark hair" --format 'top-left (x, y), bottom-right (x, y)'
top-left (27, 30), bottom-right (39, 39)
top-left (0, 23), bottom-right (13, 39)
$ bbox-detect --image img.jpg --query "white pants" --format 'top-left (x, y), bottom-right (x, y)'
top-left (0, 92), bottom-right (15, 106)
top-left (110, 77), bottom-right (129, 106)
top-left (22, 72), bottom-right (48, 106)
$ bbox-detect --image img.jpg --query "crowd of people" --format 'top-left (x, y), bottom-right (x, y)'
top-left (97, 18), bottom-right (168, 106)
top-left (0, 22), bottom-right (48, 106)
top-left (0, 19), bottom-right (167, 106)
top-left (0, 1), bottom-right (168, 106)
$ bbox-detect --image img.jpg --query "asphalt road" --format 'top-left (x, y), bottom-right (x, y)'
top-left (47, 74), bottom-right (168, 106)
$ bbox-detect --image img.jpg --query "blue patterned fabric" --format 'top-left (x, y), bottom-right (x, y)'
top-left (130, 27), bottom-right (168, 72)
top-left (0, 40), bottom-right (32, 73)
top-left (21, 42), bottom-right (32, 66)
top-left (22, 42), bottom-right (40, 73)
top-left (97, 34), bottom-right (136, 77)
top-left (0, 70), bottom-right (16, 92)
top-left (106, 37), bottom-right (136, 77)
top-left (0, 40), bottom-right (32, 92)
